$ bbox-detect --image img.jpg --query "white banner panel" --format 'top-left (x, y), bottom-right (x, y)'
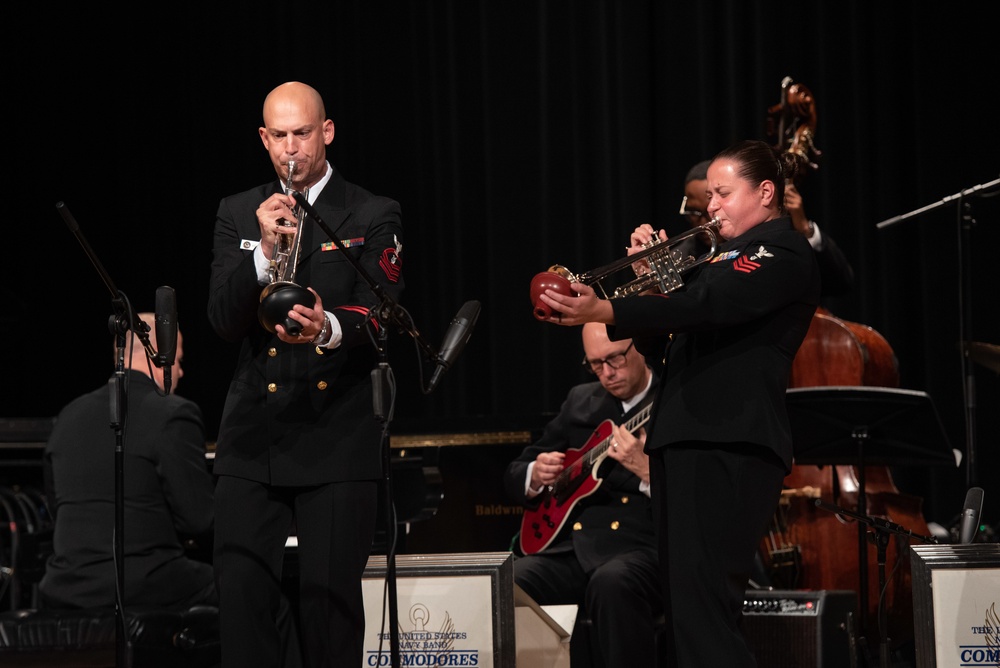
top-left (361, 552), bottom-right (515, 668)
top-left (930, 569), bottom-right (1000, 667)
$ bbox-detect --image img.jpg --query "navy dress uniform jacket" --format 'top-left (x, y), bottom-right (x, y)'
top-left (611, 216), bottom-right (820, 471)
top-left (208, 166), bottom-right (404, 486)
top-left (40, 371), bottom-right (215, 609)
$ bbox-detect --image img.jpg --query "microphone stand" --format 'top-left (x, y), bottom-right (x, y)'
top-left (814, 499), bottom-right (937, 668)
top-left (292, 193), bottom-right (461, 668)
top-left (56, 202), bottom-right (167, 668)
top-left (876, 177), bottom-right (999, 490)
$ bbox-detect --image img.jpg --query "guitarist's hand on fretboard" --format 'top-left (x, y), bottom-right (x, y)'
top-left (607, 424), bottom-right (650, 485)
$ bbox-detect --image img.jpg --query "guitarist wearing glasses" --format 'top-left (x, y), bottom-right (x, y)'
top-left (504, 322), bottom-right (662, 667)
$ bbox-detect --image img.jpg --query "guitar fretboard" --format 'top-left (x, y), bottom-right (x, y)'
top-left (582, 400), bottom-right (654, 466)
top-left (554, 398), bottom-right (654, 492)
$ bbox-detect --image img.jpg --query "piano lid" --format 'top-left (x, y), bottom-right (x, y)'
top-left (206, 413), bottom-right (554, 452)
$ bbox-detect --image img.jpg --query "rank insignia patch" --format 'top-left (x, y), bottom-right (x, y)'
top-left (728, 245), bottom-right (775, 273)
top-left (733, 255), bottom-right (761, 273)
top-left (379, 235), bottom-right (403, 283)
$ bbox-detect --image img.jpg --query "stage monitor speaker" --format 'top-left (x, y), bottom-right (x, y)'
top-left (742, 589), bottom-right (856, 668)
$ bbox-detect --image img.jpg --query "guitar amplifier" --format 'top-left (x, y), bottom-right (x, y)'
top-left (741, 589), bottom-right (856, 668)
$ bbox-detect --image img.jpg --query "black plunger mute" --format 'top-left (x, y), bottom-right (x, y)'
top-left (259, 281), bottom-right (316, 335)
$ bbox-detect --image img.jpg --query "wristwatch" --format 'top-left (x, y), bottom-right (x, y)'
top-left (312, 314), bottom-right (332, 347)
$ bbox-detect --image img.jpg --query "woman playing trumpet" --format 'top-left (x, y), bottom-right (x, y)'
top-left (538, 139), bottom-right (820, 667)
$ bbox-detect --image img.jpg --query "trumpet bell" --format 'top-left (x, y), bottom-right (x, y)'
top-left (259, 281), bottom-right (316, 334)
top-left (529, 265), bottom-right (577, 321)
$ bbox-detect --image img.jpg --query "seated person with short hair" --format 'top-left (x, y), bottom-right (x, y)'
top-left (39, 312), bottom-right (216, 610)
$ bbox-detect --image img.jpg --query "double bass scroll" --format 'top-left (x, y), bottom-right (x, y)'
top-left (766, 75), bottom-right (822, 177)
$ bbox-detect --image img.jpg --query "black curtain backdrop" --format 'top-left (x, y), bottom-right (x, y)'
top-left (6, 1), bottom-right (998, 527)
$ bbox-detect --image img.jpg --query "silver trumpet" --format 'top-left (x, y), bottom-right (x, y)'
top-left (530, 217), bottom-right (721, 321)
top-left (258, 160), bottom-right (316, 335)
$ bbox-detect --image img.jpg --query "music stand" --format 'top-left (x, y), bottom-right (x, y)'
top-left (785, 386), bottom-right (956, 664)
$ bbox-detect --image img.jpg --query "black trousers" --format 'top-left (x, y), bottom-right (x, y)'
top-left (649, 442), bottom-right (785, 668)
top-left (515, 547), bottom-right (662, 667)
top-left (214, 475), bottom-right (378, 668)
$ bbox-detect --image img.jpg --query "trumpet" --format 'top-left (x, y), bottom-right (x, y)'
top-left (530, 217), bottom-right (721, 321)
top-left (268, 160), bottom-right (308, 284)
top-left (258, 160), bottom-right (316, 335)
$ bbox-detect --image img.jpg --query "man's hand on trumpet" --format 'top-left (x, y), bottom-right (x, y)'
top-left (275, 287), bottom-right (327, 344)
top-left (255, 191), bottom-right (299, 260)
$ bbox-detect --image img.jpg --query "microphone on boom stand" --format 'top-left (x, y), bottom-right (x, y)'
top-left (154, 286), bottom-right (177, 393)
top-left (428, 300), bottom-right (481, 393)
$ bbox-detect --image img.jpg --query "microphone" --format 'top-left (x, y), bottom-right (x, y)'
top-left (155, 286), bottom-right (178, 393)
top-left (427, 300), bottom-right (482, 393)
top-left (959, 486), bottom-right (984, 544)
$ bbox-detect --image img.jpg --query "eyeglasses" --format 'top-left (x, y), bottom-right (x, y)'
top-left (679, 196), bottom-right (709, 221)
top-left (582, 341), bottom-right (634, 374)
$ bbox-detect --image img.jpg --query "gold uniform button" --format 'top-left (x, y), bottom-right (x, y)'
top-left (610, 521), bottom-right (620, 530)
top-left (314, 346), bottom-right (325, 355)
top-left (268, 347), bottom-right (277, 357)
top-left (316, 381), bottom-right (328, 390)
top-left (267, 383), bottom-right (277, 393)
top-left (572, 522), bottom-right (583, 531)
top-left (621, 496), bottom-right (630, 504)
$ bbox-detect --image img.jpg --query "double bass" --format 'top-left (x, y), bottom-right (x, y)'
top-left (758, 78), bottom-right (932, 651)
top-left (765, 310), bottom-right (932, 649)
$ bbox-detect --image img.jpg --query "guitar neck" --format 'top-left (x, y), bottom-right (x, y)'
top-left (581, 399), bottom-right (654, 468)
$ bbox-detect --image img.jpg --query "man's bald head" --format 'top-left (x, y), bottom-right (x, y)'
top-left (262, 81), bottom-right (326, 124)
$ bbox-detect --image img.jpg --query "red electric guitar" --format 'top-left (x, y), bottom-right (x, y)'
top-left (519, 399), bottom-right (655, 555)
